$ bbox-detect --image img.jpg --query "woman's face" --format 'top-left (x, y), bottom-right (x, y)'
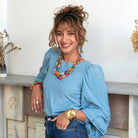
top-left (55, 23), bottom-right (79, 55)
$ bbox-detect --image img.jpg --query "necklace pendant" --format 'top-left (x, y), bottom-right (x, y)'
top-left (60, 72), bottom-right (64, 75)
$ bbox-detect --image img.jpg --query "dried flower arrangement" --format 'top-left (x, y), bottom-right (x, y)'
top-left (0, 29), bottom-right (21, 66)
top-left (131, 19), bottom-right (138, 52)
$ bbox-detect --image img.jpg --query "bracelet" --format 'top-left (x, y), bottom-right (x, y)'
top-left (30, 81), bottom-right (43, 90)
top-left (65, 109), bottom-right (76, 120)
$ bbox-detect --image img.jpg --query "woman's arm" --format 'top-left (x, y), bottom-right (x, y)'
top-left (31, 48), bottom-right (53, 113)
top-left (51, 109), bottom-right (86, 130)
top-left (31, 84), bottom-right (44, 113)
top-left (75, 109), bottom-right (86, 121)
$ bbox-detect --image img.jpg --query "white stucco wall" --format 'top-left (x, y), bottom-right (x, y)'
top-left (1, 0), bottom-right (138, 83)
top-left (0, 0), bottom-right (7, 28)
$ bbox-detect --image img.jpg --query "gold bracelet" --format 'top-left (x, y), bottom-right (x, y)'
top-left (65, 109), bottom-right (76, 120)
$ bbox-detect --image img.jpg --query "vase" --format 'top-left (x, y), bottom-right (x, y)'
top-left (0, 63), bottom-right (7, 77)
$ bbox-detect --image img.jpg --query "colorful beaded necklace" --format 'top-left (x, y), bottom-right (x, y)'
top-left (54, 54), bottom-right (81, 79)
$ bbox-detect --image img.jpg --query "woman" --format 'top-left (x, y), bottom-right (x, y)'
top-left (31, 5), bottom-right (110, 138)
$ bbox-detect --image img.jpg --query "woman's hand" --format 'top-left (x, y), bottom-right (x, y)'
top-left (51, 112), bottom-right (70, 130)
top-left (31, 84), bottom-right (44, 113)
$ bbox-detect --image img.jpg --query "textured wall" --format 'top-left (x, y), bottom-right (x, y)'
top-left (4, 0), bottom-right (138, 83)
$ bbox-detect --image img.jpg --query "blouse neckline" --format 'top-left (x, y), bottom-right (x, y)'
top-left (62, 57), bottom-right (87, 65)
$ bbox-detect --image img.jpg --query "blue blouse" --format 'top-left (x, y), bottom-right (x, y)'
top-left (34, 48), bottom-right (110, 138)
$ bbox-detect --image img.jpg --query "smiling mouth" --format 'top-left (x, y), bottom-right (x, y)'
top-left (62, 44), bottom-right (71, 48)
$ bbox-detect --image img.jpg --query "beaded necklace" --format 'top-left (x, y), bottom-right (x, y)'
top-left (54, 54), bottom-right (81, 79)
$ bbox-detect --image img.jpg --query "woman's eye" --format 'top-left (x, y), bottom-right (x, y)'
top-left (56, 33), bottom-right (63, 36)
top-left (68, 33), bottom-right (75, 35)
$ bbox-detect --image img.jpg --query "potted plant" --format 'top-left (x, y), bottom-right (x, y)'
top-left (0, 29), bottom-right (21, 77)
top-left (131, 19), bottom-right (138, 52)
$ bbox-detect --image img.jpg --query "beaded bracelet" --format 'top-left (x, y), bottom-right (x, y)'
top-left (30, 81), bottom-right (43, 89)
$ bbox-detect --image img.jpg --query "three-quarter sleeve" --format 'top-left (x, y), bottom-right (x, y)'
top-left (33, 48), bottom-right (53, 83)
top-left (81, 64), bottom-right (110, 138)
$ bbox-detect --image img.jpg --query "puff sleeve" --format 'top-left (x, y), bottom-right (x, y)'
top-left (34, 48), bottom-right (53, 82)
top-left (81, 64), bottom-right (110, 138)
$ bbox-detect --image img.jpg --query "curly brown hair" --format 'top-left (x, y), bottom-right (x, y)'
top-left (49, 5), bottom-right (89, 48)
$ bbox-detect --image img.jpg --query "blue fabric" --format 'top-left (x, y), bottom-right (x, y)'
top-left (45, 118), bottom-right (89, 138)
top-left (34, 48), bottom-right (110, 138)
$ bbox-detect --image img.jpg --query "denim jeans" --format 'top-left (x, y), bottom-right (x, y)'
top-left (45, 116), bottom-right (89, 138)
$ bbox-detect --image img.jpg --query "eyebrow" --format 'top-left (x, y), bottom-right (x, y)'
top-left (68, 30), bottom-right (75, 32)
top-left (56, 30), bottom-right (75, 33)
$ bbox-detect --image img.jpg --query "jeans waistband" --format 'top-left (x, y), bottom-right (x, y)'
top-left (45, 115), bottom-right (57, 121)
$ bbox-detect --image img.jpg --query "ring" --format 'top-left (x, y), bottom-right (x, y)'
top-left (36, 101), bottom-right (39, 104)
top-left (57, 127), bottom-right (60, 129)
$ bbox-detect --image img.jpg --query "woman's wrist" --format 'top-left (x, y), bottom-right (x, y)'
top-left (64, 109), bottom-right (87, 122)
top-left (30, 81), bottom-right (43, 89)
top-left (65, 109), bottom-right (76, 120)
top-left (73, 109), bottom-right (87, 121)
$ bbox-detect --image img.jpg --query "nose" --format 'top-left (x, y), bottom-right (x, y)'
top-left (61, 34), bottom-right (68, 42)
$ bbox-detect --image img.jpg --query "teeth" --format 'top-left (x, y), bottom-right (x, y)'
top-left (62, 44), bottom-right (70, 47)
